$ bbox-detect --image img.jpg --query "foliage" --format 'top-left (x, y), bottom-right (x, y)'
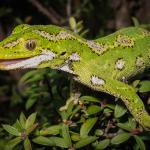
top-left (0, 0), bottom-right (150, 149)
top-left (1, 66), bottom-right (150, 149)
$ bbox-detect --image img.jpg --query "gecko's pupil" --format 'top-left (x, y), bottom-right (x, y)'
top-left (26, 40), bottom-right (36, 50)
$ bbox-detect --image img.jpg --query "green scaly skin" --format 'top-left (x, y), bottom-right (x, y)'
top-left (0, 24), bottom-right (150, 129)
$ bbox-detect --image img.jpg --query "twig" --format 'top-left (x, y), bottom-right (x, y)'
top-left (48, 6), bottom-right (62, 21)
top-left (29, 0), bottom-right (61, 24)
top-left (66, 0), bottom-right (72, 17)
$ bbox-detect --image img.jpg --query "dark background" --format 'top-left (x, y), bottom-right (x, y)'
top-left (0, 0), bottom-right (150, 40)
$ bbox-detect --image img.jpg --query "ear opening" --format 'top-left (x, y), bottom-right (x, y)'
top-left (12, 24), bottom-right (31, 34)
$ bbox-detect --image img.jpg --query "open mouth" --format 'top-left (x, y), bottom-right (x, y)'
top-left (0, 57), bottom-right (32, 70)
top-left (0, 58), bottom-right (29, 65)
top-left (0, 51), bottom-right (56, 70)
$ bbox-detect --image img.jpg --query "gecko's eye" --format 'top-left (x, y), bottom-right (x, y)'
top-left (25, 40), bottom-right (36, 50)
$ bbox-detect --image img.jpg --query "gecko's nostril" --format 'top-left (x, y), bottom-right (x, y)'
top-left (60, 51), bottom-right (66, 56)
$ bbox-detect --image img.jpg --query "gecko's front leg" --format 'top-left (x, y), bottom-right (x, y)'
top-left (79, 75), bottom-right (150, 130)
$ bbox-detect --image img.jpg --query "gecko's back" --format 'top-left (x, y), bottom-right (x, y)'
top-left (87, 27), bottom-right (150, 80)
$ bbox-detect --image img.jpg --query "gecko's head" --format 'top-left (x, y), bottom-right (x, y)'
top-left (0, 24), bottom-right (78, 70)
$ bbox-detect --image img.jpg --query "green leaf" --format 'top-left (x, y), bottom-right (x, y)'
top-left (66, 100), bottom-right (75, 117)
top-left (59, 111), bottom-right (69, 120)
top-left (69, 17), bottom-right (77, 30)
top-left (117, 123), bottom-right (132, 132)
top-left (5, 137), bottom-right (22, 150)
top-left (14, 120), bottom-right (23, 131)
top-left (74, 136), bottom-right (98, 149)
top-left (33, 136), bottom-right (55, 146)
top-left (25, 96), bottom-right (38, 110)
top-left (79, 96), bottom-right (100, 103)
top-left (132, 80), bottom-right (140, 88)
top-left (24, 74), bottom-right (42, 84)
top-left (59, 98), bottom-right (75, 117)
top-left (117, 118), bottom-right (137, 131)
top-left (134, 135), bottom-right (146, 150)
top-left (114, 104), bottom-right (127, 118)
top-left (19, 70), bottom-right (41, 84)
top-left (76, 21), bottom-right (83, 29)
top-left (139, 81), bottom-right (150, 93)
top-left (94, 139), bottom-right (110, 150)
top-left (132, 17), bottom-right (140, 27)
top-left (80, 117), bottom-right (98, 138)
top-left (62, 124), bottom-right (72, 147)
top-left (71, 132), bottom-right (80, 142)
top-left (94, 129), bottom-right (103, 136)
top-left (128, 118), bottom-right (137, 129)
top-left (70, 105), bottom-right (81, 119)
top-left (87, 105), bottom-right (102, 115)
top-left (40, 125), bottom-right (61, 136)
top-left (80, 29), bottom-right (89, 37)
top-left (19, 112), bottom-right (26, 129)
top-left (24, 137), bottom-right (32, 150)
top-left (25, 112), bottom-right (37, 129)
top-left (2, 124), bottom-right (20, 136)
top-left (0, 139), bottom-right (6, 149)
top-left (106, 104), bottom-right (115, 110)
top-left (48, 137), bottom-right (68, 148)
top-left (26, 123), bottom-right (38, 135)
top-left (103, 108), bottom-right (113, 113)
top-left (111, 132), bottom-right (131, 145)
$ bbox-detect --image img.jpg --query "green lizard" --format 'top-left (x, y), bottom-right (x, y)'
top-left (0, 24), bottom-right (150, 129)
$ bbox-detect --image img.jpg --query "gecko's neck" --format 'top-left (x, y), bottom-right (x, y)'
top-left (53, 38), bottom-right (101, 78)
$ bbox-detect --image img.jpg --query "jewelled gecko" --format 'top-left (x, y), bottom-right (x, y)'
top-left (0, 24), bottom-right (150, 129)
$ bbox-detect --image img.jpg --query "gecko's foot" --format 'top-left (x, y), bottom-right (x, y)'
top-left (140, 114), bottom-right (150, 130)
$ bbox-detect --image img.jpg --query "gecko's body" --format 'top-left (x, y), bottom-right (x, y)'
top-left (0, 24), bottom-right (150, 129)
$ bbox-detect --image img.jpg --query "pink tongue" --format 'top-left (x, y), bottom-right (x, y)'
top-left (0, 59), bottom-right (26, 65)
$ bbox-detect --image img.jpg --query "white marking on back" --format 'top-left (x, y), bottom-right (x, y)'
top-left (91, 75), bottom-right (105, 85)
top-left (59, 52), bottom-right (80, 73)
top-left (59, 63), bottom-right (73, 73)
top-left (69, 53), bottom-right (80, 61)
top-left (34, 30), bottom-right (73, 41)
top-left (5, 51), bottom-right (56, 70)
top-left (87, 40), bottom-right (108, 54)
top-left (58, 32), bottom-right (73, 39)
top-left (115, 35), bottom-right (134, 47)
top-left (115, 59), bottom-right (125, 70)
top-left (136, 57), bottom-right (144, 67)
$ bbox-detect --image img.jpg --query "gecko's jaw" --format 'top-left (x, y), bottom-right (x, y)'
top-left (0, 58), bottom-right (28, 65)
top-left (0, 51), bottom-right (56, 70)
top-left (0, 57), bottom-right (34, 70)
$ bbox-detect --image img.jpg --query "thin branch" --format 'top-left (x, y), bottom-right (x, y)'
top-left (66, 0), bottom-right (72, 17)
top-left (29, 0), bottom-right (61, 24)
